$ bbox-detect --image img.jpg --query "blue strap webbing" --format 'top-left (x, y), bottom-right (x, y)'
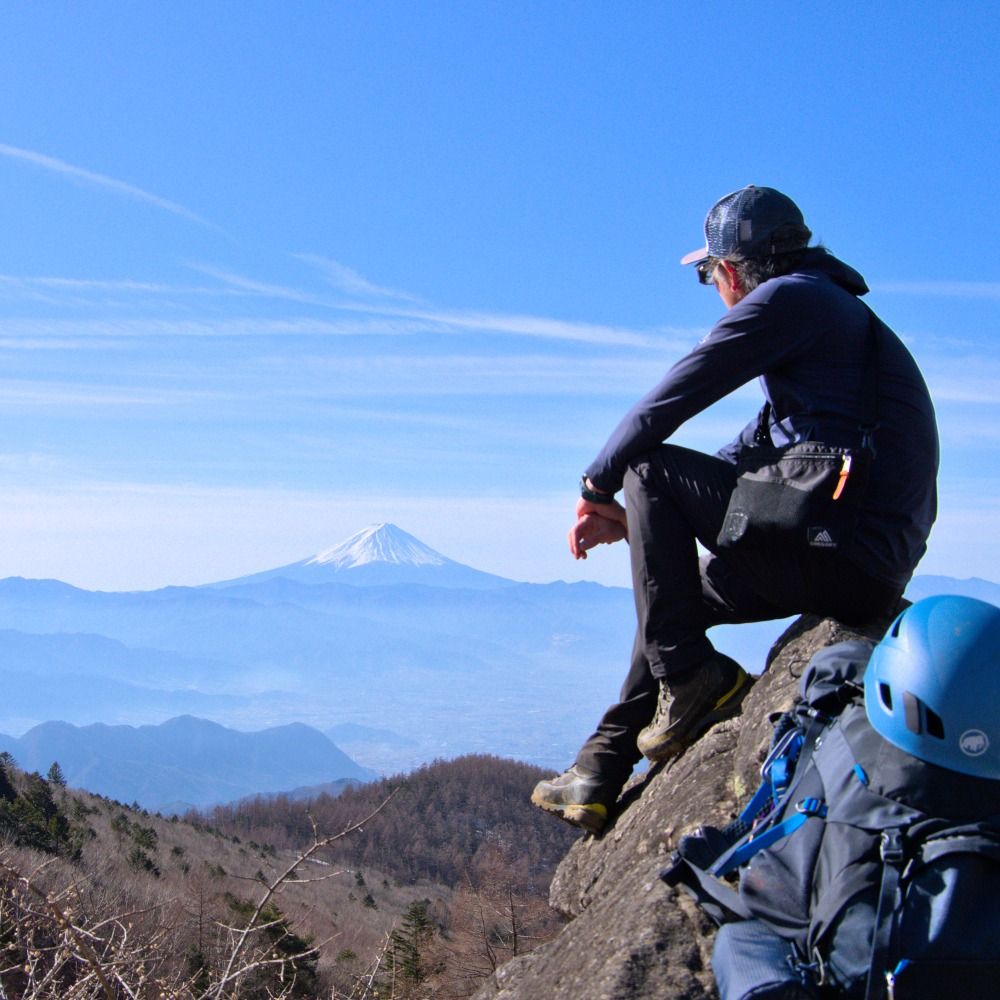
top-left (713, 798), bottom-right (827, 878)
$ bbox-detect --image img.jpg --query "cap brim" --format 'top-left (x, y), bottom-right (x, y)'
top-left (680, 246), bottom-right (709, 266)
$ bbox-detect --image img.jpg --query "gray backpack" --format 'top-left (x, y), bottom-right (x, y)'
top-left (662, 640), bottom-right (1000, 1000)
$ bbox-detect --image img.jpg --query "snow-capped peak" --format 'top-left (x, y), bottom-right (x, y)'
top-left (305, 524), bottom-right (450, 570)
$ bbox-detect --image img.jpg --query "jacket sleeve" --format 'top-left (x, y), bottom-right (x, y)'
top-left (584, 287), bottom-right (811, 493)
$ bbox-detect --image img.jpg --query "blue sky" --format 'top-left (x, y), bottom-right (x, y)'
top-left (0, 2), bottom-right (997, 590)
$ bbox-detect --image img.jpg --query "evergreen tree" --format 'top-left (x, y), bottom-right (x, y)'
top-left (0, 771), bottom-right (84, 859)
top-left (0, 763), bottom-right (16, 804)
top-left (384, 899), bottom-right (436, 995)
top-left (46, 761), bottom-right (67, 787)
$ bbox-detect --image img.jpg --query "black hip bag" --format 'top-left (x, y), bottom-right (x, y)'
top-left (717, 308), bottom-right (880, 557)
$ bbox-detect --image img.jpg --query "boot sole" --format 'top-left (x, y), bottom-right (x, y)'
top-left (639, 670), bottom-right (754, 764)
top-left (530, 792), bottom-right (608, 834)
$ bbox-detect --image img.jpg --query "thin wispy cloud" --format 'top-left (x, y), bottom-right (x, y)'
top-left (423, 305), bottom-right (667, 348)
top-left (0, 316), bottom-right (453, 344)
top-left (250, 351), bottom-right (713, 399)
top-left (0, 379), bottom-right (228, 410)
top-left (295, 254), bottom-right (420, 302)
top-left (189, 263), bottom-right (686, 348)
top-left (930, 381), bottom-right (1000, 405)
top-left (185, 264), bottom-right (334, 305)
top-left (0, 274), bottom-right (221, 295)
top-left (873, 280), bottom-right (1000, 299)
top-left (0, 143), bottom-right (214, 227)
top-left (0, 338), bottom-right (109, 351)
top-left (289, 352), bottom-right (660, 383)
top-left (340, 299), bottom-right (679, 349)
top-left (0, 273), bottom-right (247, 313)
top-left (935, 413), bottom-right (1000, 443)
top-left (922, 358), bottom-right (1000, 404)
top-left (0, 301), bottom-right (699, 356)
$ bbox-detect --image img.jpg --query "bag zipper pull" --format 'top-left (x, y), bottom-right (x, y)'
top-left (832, 453), bottom-right (852, 500)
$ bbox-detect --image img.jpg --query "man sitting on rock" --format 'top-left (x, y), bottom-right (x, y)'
top-left (531, 185), bottom-right (939, 834)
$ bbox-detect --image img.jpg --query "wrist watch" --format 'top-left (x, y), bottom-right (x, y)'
top-left (580, 476), bottom-right (614, 504)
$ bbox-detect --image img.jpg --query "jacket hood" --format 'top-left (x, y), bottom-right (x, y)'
top-left (799, 247), bottom-right (869, 296)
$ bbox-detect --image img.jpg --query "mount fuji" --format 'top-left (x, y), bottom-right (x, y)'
top-left (207, 523), bottom-right (515, 590)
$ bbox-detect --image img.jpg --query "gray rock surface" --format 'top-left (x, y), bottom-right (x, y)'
top-left (475, 611), bottom-right (899, 1000)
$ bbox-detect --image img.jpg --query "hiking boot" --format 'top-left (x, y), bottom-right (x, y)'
top-left (637, 653), bottom-right (752, 763)
top-left (530, 765), bottom-right (618, 834)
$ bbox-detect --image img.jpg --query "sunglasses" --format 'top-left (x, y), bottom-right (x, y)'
top-left (696, 259), bottom-right (720, 286)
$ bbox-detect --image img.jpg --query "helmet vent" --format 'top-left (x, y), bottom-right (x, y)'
top-left (925, 707), bottom-right (945, 740)
top-left (900, 691), bottom-right (945, 739)
top-left (878, 683), bottom-right (893, 711)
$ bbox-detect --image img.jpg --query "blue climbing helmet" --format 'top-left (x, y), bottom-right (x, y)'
top-left (864, 595), bottom-right (1000, 779)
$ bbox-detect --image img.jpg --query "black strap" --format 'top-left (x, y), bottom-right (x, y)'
top-left (660, 853), bottom-right (754, 926)
top-left (865, 827), bottom-right (906, 1000)
top-left (754, 304), bottom-right (882, 449)
top-left (863, 827), bottom-right (1000, 1000)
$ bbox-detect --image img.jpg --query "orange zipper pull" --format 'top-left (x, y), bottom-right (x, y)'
top-left (832, 453), bottom-right (852, 500)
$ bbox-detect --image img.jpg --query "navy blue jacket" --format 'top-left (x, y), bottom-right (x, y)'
top-left (584, 249), bottom-right (938, 587)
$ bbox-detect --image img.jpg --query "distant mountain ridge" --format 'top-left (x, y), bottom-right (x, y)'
top-left (0, 521), bottom-right (995, 802)
top-left (902, 574), bottom-right (1000, 606)
top-left (206, 523), bottom-right (515, 590)
top-left (0, 715), bottom-right (376, 811)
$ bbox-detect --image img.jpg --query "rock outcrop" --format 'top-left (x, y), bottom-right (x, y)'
top-left (474, 612), bottom-right (898, 1000)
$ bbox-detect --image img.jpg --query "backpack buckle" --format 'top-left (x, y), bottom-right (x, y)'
top-left (880, 828), bottom-right (905, 866)
top-left (796, 797), bottom-right (827, 818)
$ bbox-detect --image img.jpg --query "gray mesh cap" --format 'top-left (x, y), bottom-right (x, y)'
top-left (680, 185), bottom-right (807, 265)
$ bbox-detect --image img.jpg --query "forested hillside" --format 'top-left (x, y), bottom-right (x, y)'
top-left (0, 752), bottom-right (572, 998)
top-left (201, 754), bottom-right (575, 891)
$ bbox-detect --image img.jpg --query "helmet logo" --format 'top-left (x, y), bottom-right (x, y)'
top-left (960, 730), bottom-right (990, 757)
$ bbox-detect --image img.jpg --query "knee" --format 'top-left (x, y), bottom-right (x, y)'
top-left (624, 444), bottom-right (684, 500)
top-left (623, 457), bottom-right (653, 506)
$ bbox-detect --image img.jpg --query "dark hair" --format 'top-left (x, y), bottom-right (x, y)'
top-left (727, 223), bottom-right (813, 293)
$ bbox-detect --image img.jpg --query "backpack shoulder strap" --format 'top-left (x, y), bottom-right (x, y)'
top-left (916, 823), bottom-right (1000, 866)
top-left (865, 827), bottom-right (907, 1000)
top-left (710, 707), bottom-right (831, 878)
top-left (865, 821), bottom-right (1000, 1000)
top-left (661, 644), bottom-right (873, 925)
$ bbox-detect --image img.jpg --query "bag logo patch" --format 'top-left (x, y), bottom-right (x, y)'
top-left (960, 729), bottom-right (990, 757)
top-left (807, 527), bottom-right (837, 549)
top-left (721, 510), bottom-right (750, 543)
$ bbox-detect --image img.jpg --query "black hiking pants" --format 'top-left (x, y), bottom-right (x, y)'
top-left (575, 444), bottom-right (899, 785)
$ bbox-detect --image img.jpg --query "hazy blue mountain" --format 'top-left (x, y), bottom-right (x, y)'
top-left (903, 575), bottom-right (1000, 606)
top-left (3, 667), bottom-right (247, 727)
top-left (242, 777), bottom-right (366, 804)
top-left (0, 553), bottom-right (639, 773)
top-left (0, 628), bottom-right (235, 687)
top-left (0, 576), bottom-right (524, 682)
top-left (0, 716), bottom-right (375, 811)
top-left (0, 522), bottom-right (993, 784)
top-left (326, 722), bottom-right (417, 747)
top-left (707, 574), bottom-right (1000, 676)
